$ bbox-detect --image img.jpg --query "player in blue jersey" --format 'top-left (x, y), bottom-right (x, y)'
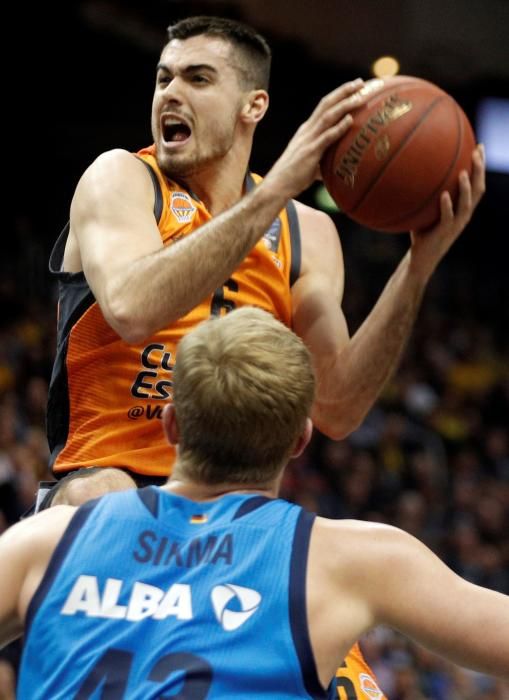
top-left (1, 307), bottom-right (507, 698)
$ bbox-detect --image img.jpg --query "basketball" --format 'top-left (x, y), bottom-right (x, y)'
top-left (320, 76), bottom-right (476, 232)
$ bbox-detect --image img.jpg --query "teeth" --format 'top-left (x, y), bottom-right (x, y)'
top-left (162, 117), bottom-right (187, 127)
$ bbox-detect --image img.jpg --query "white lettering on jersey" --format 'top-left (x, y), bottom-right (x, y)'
top-left (61, 575), bottom-right (102, 617)
top-left (153, 583), bottom-right (193, 621)
top-left (100, 578), bottom-right (128, 618)
top-left (126, 582), bottom-right (165, 621)
top-left (61, 576), bottom-right (260, 631)
top-left (61, 576), bottom-right (192, 621)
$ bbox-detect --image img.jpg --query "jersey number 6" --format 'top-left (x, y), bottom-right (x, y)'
top-left (210, 278), bottom-right (239, 316)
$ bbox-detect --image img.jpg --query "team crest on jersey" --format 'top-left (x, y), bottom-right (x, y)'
top-left (360, 673), bottom-right (384, 699)
top-left (170, 191), bottom-right (197, 224)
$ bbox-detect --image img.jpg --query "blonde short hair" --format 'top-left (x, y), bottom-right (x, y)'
top-left (173, 307), bottom-right (315, 484)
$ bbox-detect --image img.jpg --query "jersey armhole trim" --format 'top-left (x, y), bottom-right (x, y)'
top-left (287, 200), bottom-right (301, 287)
top-left (48, 223), bottom-right (87, 282)
top-left (135, 156), bottom-right (163, 224)
top-left (289, 509), bottom-right (327, 699)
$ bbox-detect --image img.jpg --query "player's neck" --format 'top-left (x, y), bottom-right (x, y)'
top-left (180, 141), bottom-right (252, 215)
top-left (162, 476), bottom-right (278, 502)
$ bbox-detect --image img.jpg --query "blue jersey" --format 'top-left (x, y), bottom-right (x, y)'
top-left (19, 487), bottom-right (332, 699)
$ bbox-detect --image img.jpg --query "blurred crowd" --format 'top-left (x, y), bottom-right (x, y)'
top-left (0, 215), bottom-right (507, 699)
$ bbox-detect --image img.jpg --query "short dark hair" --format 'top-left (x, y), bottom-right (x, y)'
top-left (167, 16), bottom-right (271, 90)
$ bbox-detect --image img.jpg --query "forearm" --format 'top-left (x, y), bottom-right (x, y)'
top-left (312, 251), bottom-right (426, 438)
top-left (107, 182), bottom-right (289, 343)
top-left (312, 147), bottom-right (485, 439)
top-left (373, 530), bottom-right (509, 680)
top-left (403, 580), bottom-right (509, 679)
top-left (84, 81), bottom-right (389, 343)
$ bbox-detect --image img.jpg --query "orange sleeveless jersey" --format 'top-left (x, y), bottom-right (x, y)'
top-left (47, 146), bottom-right (301, 478)
top-left (335, 642), bottom-right (386, 699)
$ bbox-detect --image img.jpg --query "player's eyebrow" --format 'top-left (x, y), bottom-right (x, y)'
top-left (156, 63), bottom-right (218, 76)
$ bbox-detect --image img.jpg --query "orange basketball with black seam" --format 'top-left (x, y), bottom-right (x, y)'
top-left (320, 76), bottom-right (476, 232)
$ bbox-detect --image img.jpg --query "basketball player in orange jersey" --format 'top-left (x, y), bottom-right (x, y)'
top-left (44, 16), bottom-right (484, 698)
top-left (47, 15), bottom-right (485, 483)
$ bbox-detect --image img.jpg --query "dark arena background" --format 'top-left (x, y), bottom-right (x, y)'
top-left (2, 0), bottom-right (508, 697)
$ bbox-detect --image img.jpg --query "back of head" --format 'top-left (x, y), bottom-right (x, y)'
top-left (166, 16), bottom-right (271, 90)
top-left (173, 307), bottom-right (315, 485)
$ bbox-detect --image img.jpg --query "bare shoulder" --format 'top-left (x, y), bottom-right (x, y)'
top-left (0, 506), bottom-right (77, 643)
top-left (311, 515), bottom-right (460, 598)
top-left (294, 200), bottom-right (339, 242)
top-left (2, 506), bottom-right (77, 555)
top-left (75, 148), bottom-right (154, 199)
top-left (314, 515), bottom-right (420, 548)
top-left (0, 507), bottom-right (76, 597)
top-left (88, 148), bottom-right (147, 172)
top-left (294, 199), bottom-right (333, 224)
top-left (311, 516), bottom-right (417, 577)
top-left (69, 148), bottom-right (157, 248)
top-left (310, 519), bottom-right (509, 679)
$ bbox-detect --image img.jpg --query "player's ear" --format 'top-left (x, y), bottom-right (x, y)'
top-left (162, 404), bottom-right (180, 445)
top-left (291, 418), bottom-right (313, 459)
top-left (240, 89), bottom-right (269, 124)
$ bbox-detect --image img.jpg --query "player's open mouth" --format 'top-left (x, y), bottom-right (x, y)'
top-left (162, 117), bottom-right (192, 145)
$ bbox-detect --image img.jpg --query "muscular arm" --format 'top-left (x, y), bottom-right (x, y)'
top-left (349, 522), bottom-right (509, 678)
top-left (0, 508), bottom-right (74, 648)
top-left (292, 146), bottom-right (485, 439)
top-left (292, 203), bottom-right (426, 439)
top-left (71, 150), bottom-right (294, 343)
top-left (71, 81), bottom-right (375, 344)
top-left (312, 519), bottom-right (509, 683)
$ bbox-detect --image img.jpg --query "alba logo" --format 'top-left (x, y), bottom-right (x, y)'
top-left (170, 191), bottom-right (196, 224)
top-left (211, 584), bottom-right (261, 631)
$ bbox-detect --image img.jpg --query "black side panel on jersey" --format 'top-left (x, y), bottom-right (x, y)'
top-left (48, 222), bottom-right (95, 469)
top-left (49, 222), bottom-right (74, 278)
top-left (47, 277), bottom-right (95, 469)
top-left (46, 159), bottom-right (162, 471)
top-left (135, 157), bottom-right (163, 224)
top-left (287, 199), bottom-right (302, 286)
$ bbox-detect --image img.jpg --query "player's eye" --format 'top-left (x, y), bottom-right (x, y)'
top-left (191, 75), bottom-right (209, 84)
